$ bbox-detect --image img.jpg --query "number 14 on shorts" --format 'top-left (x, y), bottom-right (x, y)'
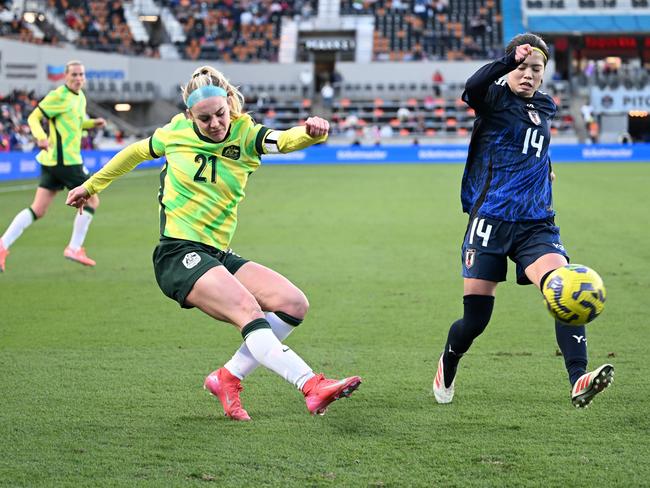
top-left (469, 217), bottom-right (493, 247)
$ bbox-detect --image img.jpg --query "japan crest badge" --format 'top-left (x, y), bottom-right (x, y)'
top-left (465, 249), bottom-right (476, 269)
top-left (528, 109), bottom-right (541, 126)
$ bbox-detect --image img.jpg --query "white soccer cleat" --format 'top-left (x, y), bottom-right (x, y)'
top-left (571, 363), bottom-right (614, 408)
top-left (433, 353), bottom-right (455, 404)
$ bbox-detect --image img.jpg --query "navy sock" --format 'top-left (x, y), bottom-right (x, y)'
top-left (555, 321), bottom-right (588, 385)
top-left (442, 295), bottom-right (494, 387)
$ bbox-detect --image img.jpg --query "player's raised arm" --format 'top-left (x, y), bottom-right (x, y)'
top-left (259, 116), bottom-right (329, 154)
top-left (462, 48), bottom-right (522, 109)
top-left (66, 138), bottom-right (156, 209)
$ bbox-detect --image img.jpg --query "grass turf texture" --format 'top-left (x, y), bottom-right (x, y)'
top-left (0, 163), bottom-right (648, 487)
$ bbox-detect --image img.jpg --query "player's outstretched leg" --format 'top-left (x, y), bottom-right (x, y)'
top-left (433, 352), bottom-right (456, 404)
top-left (571, 364), bottom-right (614, 408)
top-left (242, 319), bottom-right (361, 416)
top-left (204, 367), bottom-right (251, 421)
top-left (64, 206), bottom-right (96, 266)
top-left (434, 295), bottom-right (494, 403)
top-left (302, 374), bottom-right (362, 416)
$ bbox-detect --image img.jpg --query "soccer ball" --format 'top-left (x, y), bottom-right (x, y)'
top-left (542, 264), bottom-right (606, 325)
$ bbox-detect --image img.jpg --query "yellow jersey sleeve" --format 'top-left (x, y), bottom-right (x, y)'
top-left (82, 138), bottom-right (153, 195)
top-left (26, 107), bottom-right (48, 142)
top-left (257, 125), bottom-right (328, 155)
top-left (277, 126), bottom-right (328, 153)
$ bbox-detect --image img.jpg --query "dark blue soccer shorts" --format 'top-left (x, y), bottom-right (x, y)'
top-left (460, 216), bottom-right (570, 285)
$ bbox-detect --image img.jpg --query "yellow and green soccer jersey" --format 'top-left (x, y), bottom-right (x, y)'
top-left (150, 113), bottom-right (270, 250)
top-left (31, 85), bottom-right (88, 166)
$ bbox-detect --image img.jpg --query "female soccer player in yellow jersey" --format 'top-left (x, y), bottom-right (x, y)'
top-left (66, 66), bottom-right (361, 421)
top-left (0, 60), bottom-right (105, 272)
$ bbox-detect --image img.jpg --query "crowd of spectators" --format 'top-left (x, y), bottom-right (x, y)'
top-left (0, 1), bottom-right (52, 45)
top-left (572, 58), bottom-right (650, 90)
top-left (3, 0), bottom-right (500, 61)
top-left (51, 0), bottom-right (159, 57)
top-left (0, 89), bottom-right (38, 152)
top-left (342, 0), bottom-right (502, 61)
top-left (162, 0), bottom-right (317, 62)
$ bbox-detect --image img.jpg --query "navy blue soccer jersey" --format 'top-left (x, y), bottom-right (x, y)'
top-left (460, 51), bottom-right (558, 222)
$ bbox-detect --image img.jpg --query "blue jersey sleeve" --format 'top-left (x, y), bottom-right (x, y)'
top-left (462, 51), bottom-right (520, 112)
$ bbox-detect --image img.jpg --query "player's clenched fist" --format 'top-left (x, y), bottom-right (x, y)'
top-left (66, 186), bottom-right (90, 209)
top-left (305, 117), bottom-right (329, 138)
top-left (514, 43), bottom-right (533, 63)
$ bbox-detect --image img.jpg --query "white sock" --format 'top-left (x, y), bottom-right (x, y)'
top-left (1, 208), bottom-right (35, 249)
top-left (68, 210), bottom-right (93, 250)
top-left (243, 327), bottom-right (314, 390)
top-left (225, 312), bottom-right (297, 380)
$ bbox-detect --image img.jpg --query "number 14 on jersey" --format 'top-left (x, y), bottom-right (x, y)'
top-left (522, 128), bottom-right (544, 158)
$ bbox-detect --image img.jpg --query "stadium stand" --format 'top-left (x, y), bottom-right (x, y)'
top-left (2, 0), bottom-right (499, 61)
top-left (239, 78), bottom-right (574, 139)
top-left (50, 0), bottom-right (159, 56)
top-left (0, 89), bottom-right (39, 151)
top-left (340, 0), bottom-right (502, 61)
top-left (0, 0), bottom-right (588, 144)
top-left (325, 81), bottom-right (573, 139)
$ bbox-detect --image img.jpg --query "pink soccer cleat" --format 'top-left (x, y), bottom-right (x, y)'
top-left (63, 246), bottom-right (96, 267)
top-left (204, 368), bottom-right (251, 421)
top-left (433, 353), bottom-right (455, 404)
top-left (0, 240), bottom-right (8, 272)
top-left (571, 364), bottom-right (614, 408)
top-left (302, 373), bottom-right (361, 416)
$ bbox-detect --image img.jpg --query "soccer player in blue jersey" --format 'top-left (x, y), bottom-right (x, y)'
top-left (432, 33), bottom-right (613, 408)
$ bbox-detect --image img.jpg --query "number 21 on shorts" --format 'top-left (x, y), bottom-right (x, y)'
top-left (469, 217), bottom-right (492, 247)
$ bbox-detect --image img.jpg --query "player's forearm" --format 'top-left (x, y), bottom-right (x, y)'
top-left (82, 139), bottom-right (152, 195)
top-left (275, 126), bottom-right (327, 153)
top-left (27, 108), bottom-right (47, 141)
top-left (464, 51), bottom-right (519, 102)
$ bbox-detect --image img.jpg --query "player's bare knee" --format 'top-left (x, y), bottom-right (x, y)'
top-left (281, 291), bottom-right (309, 320)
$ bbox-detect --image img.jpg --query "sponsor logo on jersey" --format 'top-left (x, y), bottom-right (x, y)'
top-left (182, 252), bottom-right (201, 269)
top-left (465, 248), bottom-right (476, 269)
top-left (222, 145), bottom-right (240, 160)
top-left (528, 109), bottom-right (541, 126)
top-left (552, 242), bottom-right (565, 251)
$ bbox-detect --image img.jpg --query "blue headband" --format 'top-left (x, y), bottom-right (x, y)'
top-left (186, 85), bottom-right (228, 109)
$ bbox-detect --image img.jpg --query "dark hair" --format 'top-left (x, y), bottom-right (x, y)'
top-left (505, 33), bottom-right (550, 66)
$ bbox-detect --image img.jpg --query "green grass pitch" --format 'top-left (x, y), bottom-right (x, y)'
top-left (1, 163), bottom-right (649, 487)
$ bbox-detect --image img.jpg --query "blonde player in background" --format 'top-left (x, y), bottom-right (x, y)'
top-left (0, 60), bottom-right (105, 272)
top-left (66, 65), bottom-right (361, 421)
